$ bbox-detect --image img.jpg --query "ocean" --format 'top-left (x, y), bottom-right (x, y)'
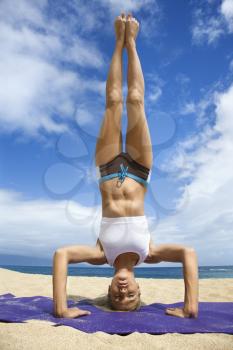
top-left (1, 265), bottom-right (233, 278)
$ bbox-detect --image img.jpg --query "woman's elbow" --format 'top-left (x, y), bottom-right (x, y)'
top-left (54, 247), bottom-right (66, 255)
top-left (53, 248), bottom-right (68, 262)
top-left (184, 247), bottom-right (196, 254)
top-left (183, 246), bottom-right (198, 260)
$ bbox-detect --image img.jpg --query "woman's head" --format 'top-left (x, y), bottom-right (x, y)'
top-left (108, 269), bottom-right (141, 311)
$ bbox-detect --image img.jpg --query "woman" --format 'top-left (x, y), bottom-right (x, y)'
top-left (53, 13), bottom-right (199, 318)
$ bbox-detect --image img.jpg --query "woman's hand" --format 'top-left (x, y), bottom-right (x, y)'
top-left (165, 306), bottom-right (198, 318)
top-left (55, 307), bottom-right (91, 319)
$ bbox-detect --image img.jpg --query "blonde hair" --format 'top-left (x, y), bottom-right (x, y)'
top-left (80, 294), bottom-right (143, 312)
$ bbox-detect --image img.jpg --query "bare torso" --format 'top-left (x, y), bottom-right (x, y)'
top-left (93, 177), bottom-right (155, 264)
top-left (99, 177), bottom-right (147, 217)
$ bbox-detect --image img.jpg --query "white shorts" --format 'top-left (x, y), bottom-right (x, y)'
top-left (98, 215), bottom-right (151, 266)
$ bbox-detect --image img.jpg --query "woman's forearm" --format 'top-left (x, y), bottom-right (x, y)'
top-left (182, 248), bottom-right (199, 312)
top-left (52, 249), bottom-right (68, 316)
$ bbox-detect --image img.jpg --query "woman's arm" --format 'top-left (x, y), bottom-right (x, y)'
top-left (181, 247), bottom-right (199, 316)
top-left (52, 245), bottom-right (103, 318)
top-left (146, 243), bottom-right (199, 318)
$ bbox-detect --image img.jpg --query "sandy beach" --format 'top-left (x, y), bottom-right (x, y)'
top-left (0, 267), bottom-right (232, 350)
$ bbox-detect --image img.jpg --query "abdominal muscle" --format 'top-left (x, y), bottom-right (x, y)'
top-left (99, 177), bottom-right (147, 217)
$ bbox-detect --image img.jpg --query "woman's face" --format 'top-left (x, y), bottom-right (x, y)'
top-left (108, 273), bottom-right (141, 310)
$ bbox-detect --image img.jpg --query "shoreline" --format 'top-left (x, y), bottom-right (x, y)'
top-left (1, 265), bottom-right (233, 279)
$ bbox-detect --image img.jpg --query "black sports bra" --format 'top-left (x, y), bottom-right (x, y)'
top-left (96, 152), bottom-right (151, 187)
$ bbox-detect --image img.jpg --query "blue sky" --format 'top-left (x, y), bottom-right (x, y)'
top-left (0, 0), bottom-right (233, 266)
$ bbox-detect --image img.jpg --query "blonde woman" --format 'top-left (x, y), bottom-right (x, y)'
top-left (53, 13), bottom-right (199, 318)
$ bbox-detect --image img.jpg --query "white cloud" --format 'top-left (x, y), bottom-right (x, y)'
top-left (180, 102), bottom-right (196, 115)
top-left (221, 0), bottom-right (233, 32)
top-left (175, 73), bottom-right (197, 115)
top-left (159, 48), bottom-right (184, 69)
top-left (191, 0), bottom-right (233, 45)
top-left (152, 83), bottom-right (233, 265)
top-left (178, 79), bottom-right (223, 125)
top-left (145, 72), bottom-right (164, 104)
top-left (191, 8), bottom-right (224, 45)
top-left (0, 50), bottom-right (75, 135)
top-left (179, 97), bottom-right (211, 120)
top-left (75, 107), bottom-right (95, 126)
top-left (0, 189), bottom-right (102, 259)
top-left (0, 0), bottom-right (47, 27)
top-left (175, 73), bottom-right (191, 86)
top-left (0, 0), bottom-right (162, 138)
top-left (103, 0), bottom-right (150, 13)
top-left (229, 59), bottom-right (233, 71)
top-left (148, 86), bottom-right (162, 102)
top-left (0, 0), bottom-right (106, 137)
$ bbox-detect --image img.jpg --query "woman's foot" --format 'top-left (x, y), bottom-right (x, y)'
top-left (114, 13), bottom-right (126, 47)
top-left (125, 13), bottom-right (139, 48)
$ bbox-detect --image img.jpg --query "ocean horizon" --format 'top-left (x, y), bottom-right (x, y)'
top-left (1, 265), bottom-right (233, 279)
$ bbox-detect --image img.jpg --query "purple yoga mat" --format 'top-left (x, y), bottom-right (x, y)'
top-left (0, 293), bottom-right (233, 334)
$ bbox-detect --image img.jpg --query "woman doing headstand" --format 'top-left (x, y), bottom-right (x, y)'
top-left (53, 13), bottom-right (199, 318)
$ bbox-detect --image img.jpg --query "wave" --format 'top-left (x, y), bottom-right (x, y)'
top-left (209, 268), bottom-right (231, 271)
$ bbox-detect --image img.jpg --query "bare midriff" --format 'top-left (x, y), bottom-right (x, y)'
top-left (99, 177), bottom-right (147, 217)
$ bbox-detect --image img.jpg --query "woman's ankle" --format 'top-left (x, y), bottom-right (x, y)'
top-left (115, 39), bottom-right (124, 50)
top-left (126, 38), bottom-right (136, 50)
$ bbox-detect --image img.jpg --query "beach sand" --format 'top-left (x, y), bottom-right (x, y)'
top-left (0, 267), bottom-right (232, 350)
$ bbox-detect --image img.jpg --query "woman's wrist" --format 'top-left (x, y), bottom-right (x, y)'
top-left (184, 302), bottom-right (198, 314)
top-left (54, 307), bottom-right (67, 317)
top-left (53, 299), bottom-right (68, 317)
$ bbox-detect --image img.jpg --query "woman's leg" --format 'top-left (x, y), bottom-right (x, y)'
top-left (95, 16), bottom-right (126, 167)
top-left (125, 15), bottom-right (153, 169)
